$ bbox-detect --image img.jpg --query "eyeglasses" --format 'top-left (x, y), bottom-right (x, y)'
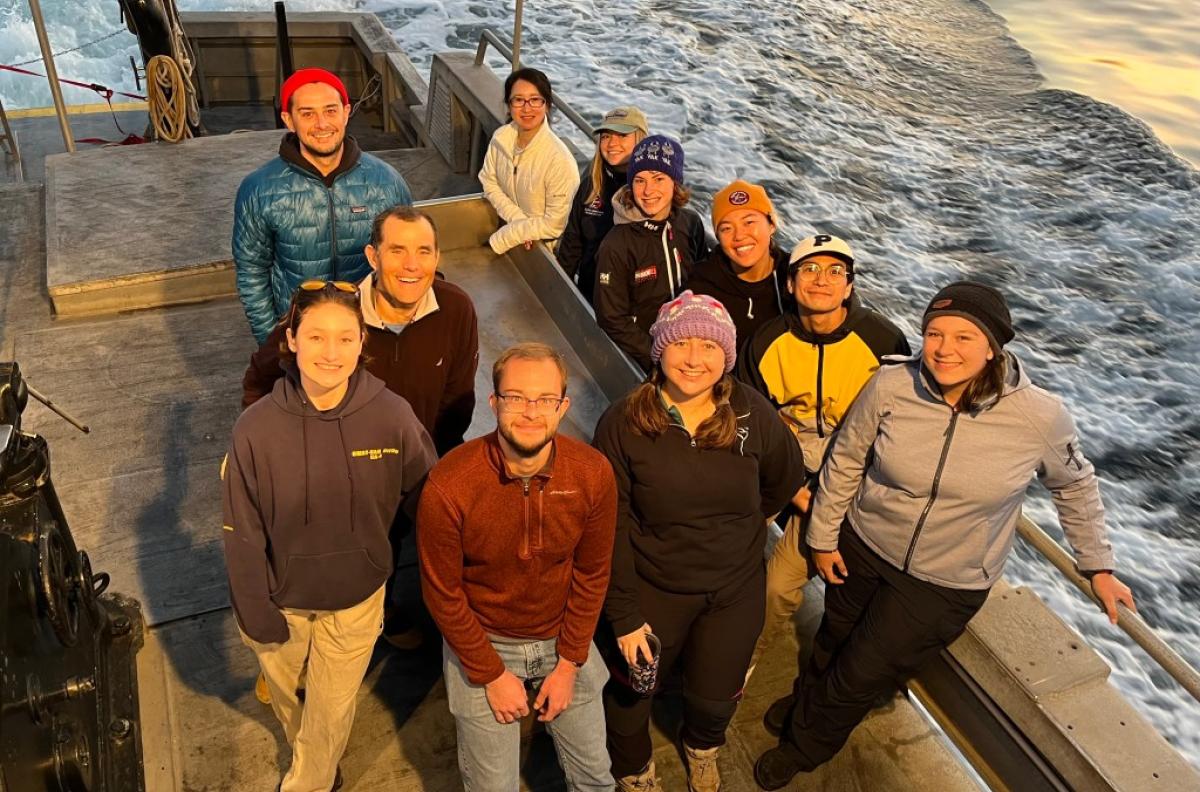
top-left (508, 96), bottom-right (547, 109)
top-left (299, 279), bottom-right (358, 294)
top-left (792, 262), bottom-right (849, 281)
top-left (495, 393), bottom-right (564, 414)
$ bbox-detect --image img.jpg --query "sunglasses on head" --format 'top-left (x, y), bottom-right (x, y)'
top-left (287, 280), bottom-right (360, 329)
top-left (299, 279), bottom-right (358, 294)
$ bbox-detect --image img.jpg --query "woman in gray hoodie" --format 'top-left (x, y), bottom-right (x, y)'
top-left (754, 281), bottom-right (1137, 790)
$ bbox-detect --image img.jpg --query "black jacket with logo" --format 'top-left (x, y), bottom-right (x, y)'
top-left (593, 191), bottom-right (709, 371)
top-left (556, 163), bottom-right (626, 304)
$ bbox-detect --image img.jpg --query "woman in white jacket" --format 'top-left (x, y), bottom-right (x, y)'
top-left (479, 67), bottom-right (581, 255)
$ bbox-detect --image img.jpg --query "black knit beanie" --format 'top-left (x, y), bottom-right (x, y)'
top-left (922, 281), bottom-right (1014, 351)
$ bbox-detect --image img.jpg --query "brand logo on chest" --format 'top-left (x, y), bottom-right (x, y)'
top-left (634, 266), bottom-right (658, 284)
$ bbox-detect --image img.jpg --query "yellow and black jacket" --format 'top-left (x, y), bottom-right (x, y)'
top-left (736, 302), bottom-right (910, 475)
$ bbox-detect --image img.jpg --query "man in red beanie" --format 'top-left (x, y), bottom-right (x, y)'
top-left (233, 67), bottom-right (413, 344)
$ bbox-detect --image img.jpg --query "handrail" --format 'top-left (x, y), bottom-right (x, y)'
top-left (1017, 515), bottom-right (1200, 704)
top-left (473, 29), bottom-right (596, 141)
top-left (0, 96), bottom-right (19, 175)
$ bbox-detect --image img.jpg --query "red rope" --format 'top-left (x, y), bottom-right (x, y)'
top-left (0, 63), bottom-right (146, 102)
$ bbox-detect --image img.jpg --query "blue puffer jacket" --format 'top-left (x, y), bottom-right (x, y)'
top-left (232, 134), bottom-right (412, 343)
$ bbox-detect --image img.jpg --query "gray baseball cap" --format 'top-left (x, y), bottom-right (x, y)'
top-left (594, 106), bottom-right (649, 136)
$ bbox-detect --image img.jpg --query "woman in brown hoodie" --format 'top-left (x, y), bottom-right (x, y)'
top-left (222, 281), bottom-right (436, 791)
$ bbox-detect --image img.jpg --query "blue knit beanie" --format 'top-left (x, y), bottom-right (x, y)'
top-left (627, 135), bottom-right (685, 187)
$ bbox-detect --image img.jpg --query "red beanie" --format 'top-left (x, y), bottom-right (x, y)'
top-left (280, 68), bottom-right (349, 112)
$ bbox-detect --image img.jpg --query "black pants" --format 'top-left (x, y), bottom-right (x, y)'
top-left (785, 526), bottom-right (989, 769)
top-left (603, 568), bottom-right (765, 778)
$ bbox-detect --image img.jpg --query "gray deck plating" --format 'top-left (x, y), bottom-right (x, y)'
top-left (136, 577), bottom-right (979, 792)
top-left (41, 122), bottom-right (459, 317)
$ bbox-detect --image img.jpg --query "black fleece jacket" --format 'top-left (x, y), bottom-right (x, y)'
top-left (556, 162), bottom-right (626, 304)
top-left (222, 367), bottom-right (437, 643)
top-left (593, 200), bottom-right (709, 371)
top-left (592, 380), bottom-right (805, 636)
top-left (683, 244), bottom-right (793, 345)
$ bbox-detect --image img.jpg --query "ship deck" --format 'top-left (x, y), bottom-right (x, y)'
top-left (0, 109), bottom-right (980, 790)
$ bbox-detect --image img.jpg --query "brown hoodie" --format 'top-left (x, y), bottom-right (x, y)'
top-left (222, 367), bottom-right (437, 643)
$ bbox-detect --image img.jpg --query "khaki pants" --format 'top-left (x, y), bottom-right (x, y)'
top-left (242, 585), bottom-right (385, 792)
top-left (749, 512), bottom-right (814, 675)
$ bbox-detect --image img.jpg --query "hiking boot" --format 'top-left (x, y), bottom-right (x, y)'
top-left (763, 693), bottom-right (795, 737)
top-left (682, 742), bottom-right (721, 792)
top-left (616, 760), bottom-right (663, 792)
top-left (754, 744), bottom-right (809, 790)
top-left (255, 673), bottom-right (271, 705)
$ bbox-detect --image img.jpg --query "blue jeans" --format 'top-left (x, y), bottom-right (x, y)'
top-left (443, 638), bottom-right (612, 792)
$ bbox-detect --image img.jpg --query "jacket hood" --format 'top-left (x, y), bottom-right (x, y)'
top-left (695, 244), bottom-right (789, 298)
top-left (279, 132), bottom-right (362, 185)
top-left (610, 185), bottom-right (649, 225)
top-left (272, 362), bottom-right (387, 419)
top-left (913, 349), bottom-right (1031, 410)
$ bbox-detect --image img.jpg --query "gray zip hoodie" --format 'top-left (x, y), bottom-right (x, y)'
top-left (808, 352), bottom-right (1115, 590)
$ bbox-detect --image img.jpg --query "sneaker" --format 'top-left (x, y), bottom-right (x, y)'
top-left (616, 760), bottom-right (663, 792)
top-left (255, 673), bottom-right (271, 705)
top-left (762, 693), bottom-right (795, 737)
top-left (681, 742), bottom-right (721, 792)
top-left (754, 745), bottom-right (808, 791)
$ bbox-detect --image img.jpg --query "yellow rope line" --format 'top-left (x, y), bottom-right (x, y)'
top-left (146, 55), bottom-right (188, 143)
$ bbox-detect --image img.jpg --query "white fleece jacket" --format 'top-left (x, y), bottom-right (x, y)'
top-left (478, 121), bottom-right (581, 254)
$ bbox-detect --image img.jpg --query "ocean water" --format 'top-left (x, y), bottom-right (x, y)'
top-left (3, 0), bottom-right (1199, 770)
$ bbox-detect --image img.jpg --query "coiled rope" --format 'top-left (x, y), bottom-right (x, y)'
top-left (146, 55), bottom-right (186, 143)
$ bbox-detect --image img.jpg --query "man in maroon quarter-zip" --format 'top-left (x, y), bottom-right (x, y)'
top-left (418, 342), bottom-right (618, 790)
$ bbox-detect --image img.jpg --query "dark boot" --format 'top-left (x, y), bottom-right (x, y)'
top-left (762, 693), bottom-right (794, 737)
top-left (754, 744), bottom-right (809, 791)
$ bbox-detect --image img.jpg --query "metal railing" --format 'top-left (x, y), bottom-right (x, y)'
top-left (0, 96), bottom-right (20, 178)
top-left (473, 29), bottom-right (595, 141)
top-left (1017, 515), bottom-right (1200, 703)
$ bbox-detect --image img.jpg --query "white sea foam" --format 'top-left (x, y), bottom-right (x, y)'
top-left (2, 0), bottom-right (1198, 769)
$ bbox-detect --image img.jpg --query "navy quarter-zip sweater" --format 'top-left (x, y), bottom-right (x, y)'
top-left (222, 367), bottom-right (437, 643)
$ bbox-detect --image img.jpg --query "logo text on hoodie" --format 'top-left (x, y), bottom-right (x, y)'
top-left (352, 447), bottom-right (400, 461)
